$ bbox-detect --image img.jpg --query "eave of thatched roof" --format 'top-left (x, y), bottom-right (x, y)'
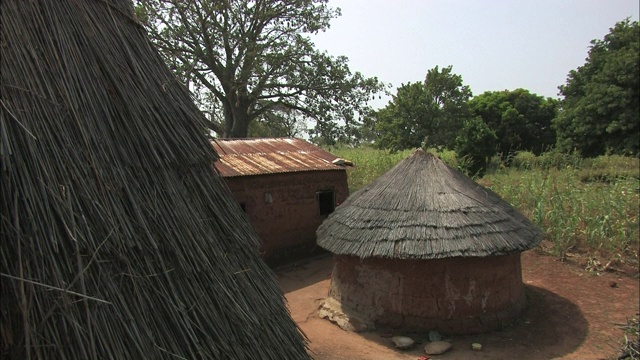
top-left (1, 1), bottom-right (308, 359)
top-left (317, 149), bottom-right (542, 259)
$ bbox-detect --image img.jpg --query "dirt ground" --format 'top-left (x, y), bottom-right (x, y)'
top-left (276, 250), bottom-right (639, 360)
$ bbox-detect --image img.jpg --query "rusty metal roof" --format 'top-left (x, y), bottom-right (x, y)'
top-left (211, 138), bottom-right (349, 177)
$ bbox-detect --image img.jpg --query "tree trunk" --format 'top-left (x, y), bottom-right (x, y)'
top-left (222, 100), bottom-right (234, 138)
top-left (229, 109), bottom-right (250, 138)
top-left (219, 88), bottom-right (252, 138)
top-left (223, 95), bottom-right (251, 138)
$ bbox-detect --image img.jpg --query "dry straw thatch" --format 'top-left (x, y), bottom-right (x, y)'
top-left (317, 149), bottom-right (542, 259)
top-left (1, 0), bottom-right (308, 359)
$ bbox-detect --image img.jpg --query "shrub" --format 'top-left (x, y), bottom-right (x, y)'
top-left (537, 151), bottom-right (583, 169)
top-left (511, 151), bottom-right (538, 170)
top-left (455, 117), bottom-right (498, 177)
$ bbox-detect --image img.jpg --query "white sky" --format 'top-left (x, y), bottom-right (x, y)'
top-left (311, 0), bottom-right (640, 109)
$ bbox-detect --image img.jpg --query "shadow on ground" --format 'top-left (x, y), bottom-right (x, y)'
top-left (351, 285), bottom-right (589, 359)
top-left (278, 253), bottom-right (601, 360)
top-left (275, 253), bottom-right (333, 293)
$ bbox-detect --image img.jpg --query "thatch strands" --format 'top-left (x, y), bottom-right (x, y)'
top-left (1, 0), bottom-right (308, 359)
top-left (317, 149), bottom-right (542, 259)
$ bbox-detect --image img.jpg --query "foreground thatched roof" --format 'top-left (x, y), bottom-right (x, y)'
top-left (1, 1), bottom-right (308, 359)
top-left (317, 149), bottom-right (542, 259)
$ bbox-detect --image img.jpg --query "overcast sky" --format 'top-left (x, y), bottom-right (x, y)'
top-left (311, 0), bottom-right (639, 109)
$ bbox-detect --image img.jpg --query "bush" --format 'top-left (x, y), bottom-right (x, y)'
top-left (536, 151), bottom-right (583, 169)
top-left (511, 151), bottom-right (538, 170)
top-left (455, 117), bottom-right (498, 177)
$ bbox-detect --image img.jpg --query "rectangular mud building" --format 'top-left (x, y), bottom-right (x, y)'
top-left (212, 138), bottom-right (350, 264)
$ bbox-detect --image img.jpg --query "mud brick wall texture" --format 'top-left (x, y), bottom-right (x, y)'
top-left (329, 253), bottom-right (526, 334)
top-left (225, 171), bottom-right (349, 259)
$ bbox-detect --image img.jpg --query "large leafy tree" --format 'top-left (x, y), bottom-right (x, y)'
top-left (136, 0), bottom-right (384, 140)
top-left (553, 18), bottom-right (639, 157)
top-left (370, 65), bottom-right (472, 151)
top-left (469, 89), bottom-right (558, 157)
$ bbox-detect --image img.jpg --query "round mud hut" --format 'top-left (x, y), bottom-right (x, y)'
top-left (1, 1), bottom-right (308, 359)
top-left (317, 149), bottom-right (542, 334)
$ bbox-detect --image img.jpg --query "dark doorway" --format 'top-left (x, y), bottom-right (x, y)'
top-left (317, 190), bottom-right (335, 216)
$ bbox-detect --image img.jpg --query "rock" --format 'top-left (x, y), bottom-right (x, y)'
top-left (317, 298), bottom-right (371, 332)
top-left (391, 336), bottom-right (415, 349)
top-left (424, 341), bottom-right (452, 355)
top-left (428, 330), bottom-right (442, 342)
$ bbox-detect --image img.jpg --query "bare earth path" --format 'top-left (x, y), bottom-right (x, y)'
top-left (276, 250), bottom-right (639, 360)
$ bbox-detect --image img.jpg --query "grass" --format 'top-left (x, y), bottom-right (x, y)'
top-left (326, 146), bottom-right (413, 192)
top-left (329, 146), bottom-right (639, 265)
top-left (481, 164), bottom-right (639, 261)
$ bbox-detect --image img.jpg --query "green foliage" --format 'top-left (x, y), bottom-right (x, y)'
top-left (370, 65), bottom-right (472, 151)
top-left (510, 150), bottom-right (582, 171)
top-left (329, 146), bottom-right (638, 262)
top-left (372, 82), bottom-right (428, 151)
top-left (425, 147), bottom-right (457, 166)
top-left (579, 155), bottom-right (640, 182)
top-left (510, 151), bottom-right (639, 182)
top-left (469, 89), bottom-right (558, 158)
top-left (327, 146), bottom-right (412, 192)
top-left (554, 18), bottom-right (640, 157)
top-left (536, 151), bottom-right (584, 169)
top-left (483, 157), bottom-right (639, 260)
top-left (136, 0), bottom-right (384, 140)
top-left (455, 117), bottom-right (498, 176)
top-left (510, 151), bottom-right (538, 170)
top-left (248, 109), bottom-right (305, 138)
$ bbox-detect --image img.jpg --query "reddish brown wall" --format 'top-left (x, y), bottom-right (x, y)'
top-left (329, 253), bottom-right (525, 334)
top-left (224, 170), bottom-right (348, 261)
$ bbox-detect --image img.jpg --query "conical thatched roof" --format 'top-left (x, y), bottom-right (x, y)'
top-left (317, 149), bottom-right (542, 259)
top-left (1, 1), bottom-right (308, 359)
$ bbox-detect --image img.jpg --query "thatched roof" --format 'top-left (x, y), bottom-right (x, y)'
top-left (1, 1), bottom-right (308, 359)
top-left (317, 149), bottom-right (542, 259)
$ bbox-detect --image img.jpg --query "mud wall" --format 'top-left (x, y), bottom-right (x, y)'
top-left (224, 170), bottom-right (348, 261)
top-left (328, 253), bottom-right (525, 334)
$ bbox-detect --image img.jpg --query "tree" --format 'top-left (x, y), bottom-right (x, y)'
top-left (553, 18), bottom-right (639, 157)
top-left (455, 117), bottom-right (498, 177)
top-left (469, 89), bottom-right (558, 158)
top-left (372, 82), bottom-right (429, 151)
top-left (136, 0), bottom-right (384, 139)
top-left (371, 65), bottom-right (472, 151)
top-left (247, 108), bottom-right (306, 138)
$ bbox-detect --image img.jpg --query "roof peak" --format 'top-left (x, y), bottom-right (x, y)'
top-left (317, 150), bottom-right (542, 259)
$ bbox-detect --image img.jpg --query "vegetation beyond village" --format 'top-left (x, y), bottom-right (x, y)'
top-left (319, 16), bottom-right (640, 275)
top-left (137, 2), bottom-right (639, 356)
top-left (328, 148), bottom-right (639, 358)
top-left (140, 2), bottom-right (639, 274)
top-left (331, 147), bottom-right (639, 271)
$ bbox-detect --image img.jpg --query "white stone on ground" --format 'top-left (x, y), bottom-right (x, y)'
top-left (391, 336), bottom-right (415, 349)
top-left (424, 340), bottom-right (453, 355)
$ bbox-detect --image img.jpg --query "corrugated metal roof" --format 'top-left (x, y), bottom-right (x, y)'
top-left (211, 138), bottom-right (349, 177)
